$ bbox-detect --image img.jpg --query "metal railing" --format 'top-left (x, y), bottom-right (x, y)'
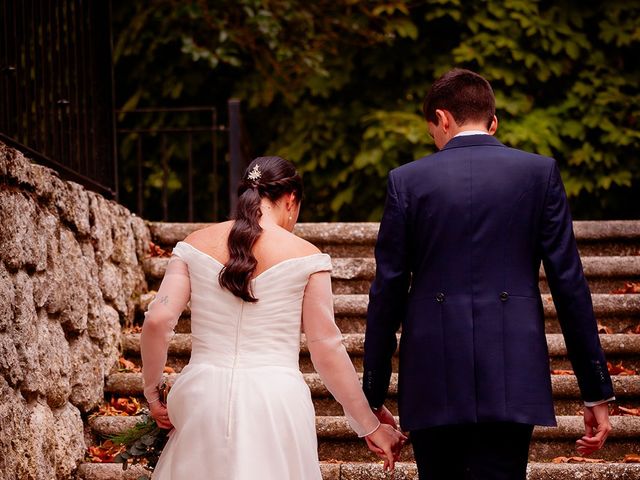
top-left (115, 100), bottom-right (250, 222)
top-left (0, 0), bottom-right (117, 197)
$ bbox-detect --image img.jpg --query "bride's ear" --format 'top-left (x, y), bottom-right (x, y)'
top-left (287, 193), bottom-right (297, 210)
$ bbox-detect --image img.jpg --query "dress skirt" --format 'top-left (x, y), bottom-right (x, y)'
top-left (151, 363), bottom-right (322, 480)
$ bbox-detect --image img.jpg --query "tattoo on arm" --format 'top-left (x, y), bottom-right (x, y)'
top-left (158, 295), bottom-right (169, 306)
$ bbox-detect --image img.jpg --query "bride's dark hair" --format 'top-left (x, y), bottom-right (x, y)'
top-left (219, 156), bottom-right (303, 302)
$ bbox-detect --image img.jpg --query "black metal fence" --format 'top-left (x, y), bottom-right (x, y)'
top-left (0, 0), bottom-right (117, 197)
top-left (115, 101), bottom-right (250, 222)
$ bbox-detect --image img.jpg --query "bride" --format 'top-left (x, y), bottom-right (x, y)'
top-left (140, 156), bottom-right (406, 479)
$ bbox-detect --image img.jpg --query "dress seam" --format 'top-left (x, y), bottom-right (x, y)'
top-left (227, 301), bottom-right (244, 438)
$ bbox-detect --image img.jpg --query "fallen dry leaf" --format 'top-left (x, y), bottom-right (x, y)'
top-left (163, 366), bottom-right (175, 374)
top-left (611, 282), bottom-right (640, 294)
top-left (92, 397), bottom-right (143, 417)
top-left (614, 406), bottom-right (640, 416)
top-left (627, 324), bottom-right (640, 335)
top-left (551, 369), bottom-right (575, 375)
top-left (624, 454), bottom-right (640, 463)
top-left (86, 440), bottom-right (124, 463)
top-left (118, 357), bottom-right (141, 373)
top-left (597, 324), bottom-right (613, 334)
top-left (147, 241), bottom-right (171, 258)
top-left (552, 456), bottom-right (606, 464)
top-left (608, 362), bottom-right (636, 375)
top-left (122, 325), bottom-right (143, 334)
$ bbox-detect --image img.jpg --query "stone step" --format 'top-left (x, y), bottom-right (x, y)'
top-left (136, 293), bottom-right (640, 334)
top-left (105, 372), bottom-right (640, 403)
top-left (121, 333), bottom-right (640, 373)
top-left (74, 461), bottom-right (640, 480)
top-left (88, 415), bottom-right (640, 462)
top-left (143, 255), bottom-right (640, 294)
top-left (148, 221), bottom-right (640, 257)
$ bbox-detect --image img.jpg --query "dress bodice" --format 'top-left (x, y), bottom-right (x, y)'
top-left (173, 241), bottom-right (332, 370)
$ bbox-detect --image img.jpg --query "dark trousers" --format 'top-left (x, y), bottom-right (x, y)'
top-left (411, 422), bottom-right (534, 480)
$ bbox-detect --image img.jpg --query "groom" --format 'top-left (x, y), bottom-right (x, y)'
top-left (362, 69), bottom-right (614, 479)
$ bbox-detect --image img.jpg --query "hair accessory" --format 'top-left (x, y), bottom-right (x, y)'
top-left (247, 164), bottom-right (262, 182)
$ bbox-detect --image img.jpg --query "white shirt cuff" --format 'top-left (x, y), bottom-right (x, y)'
top-left (584, 396), bottom-right (615, 407)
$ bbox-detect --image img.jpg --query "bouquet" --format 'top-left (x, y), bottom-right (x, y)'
top-left (110, 380), bottom-right (171, 479)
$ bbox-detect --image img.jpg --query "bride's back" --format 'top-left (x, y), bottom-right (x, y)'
top-left (174, 221), bottom-right (330, 370)
top-left (185, 221), bottom-right (321, 277)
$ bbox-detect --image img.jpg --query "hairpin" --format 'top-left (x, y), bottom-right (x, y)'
top-left (247, 164), bottom-right (262, 182)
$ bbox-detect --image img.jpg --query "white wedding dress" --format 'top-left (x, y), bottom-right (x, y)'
top-left (140, 241), bottom-right (380, 479)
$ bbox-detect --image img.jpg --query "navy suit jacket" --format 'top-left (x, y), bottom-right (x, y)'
top-left (363, 134), bottom-right (614, 431)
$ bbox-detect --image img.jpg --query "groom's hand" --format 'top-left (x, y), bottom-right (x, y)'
top-left (365, 424), bottom-right (407, 472)
top-left (373, 405), bottom-right (398, 429)
top-left (577, 403), bottom-right (612, 456)
top-left (366, 405), bottom-right (404, 462)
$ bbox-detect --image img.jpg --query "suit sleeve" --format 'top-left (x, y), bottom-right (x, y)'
top-left (540, 161), bottom-right (614, 403)
top-left (363, 171), bottom-right (411, 409)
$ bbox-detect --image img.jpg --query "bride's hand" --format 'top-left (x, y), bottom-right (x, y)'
top-left (149, 401), bottom-right (173, 430)
top-left (365, 424), bottom-right (407, 471)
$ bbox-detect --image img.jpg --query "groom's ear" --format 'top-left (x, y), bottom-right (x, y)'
top-left (488, 115), bottom-right (498, 135)
top-left (435, 109), bottom-right (450, 132)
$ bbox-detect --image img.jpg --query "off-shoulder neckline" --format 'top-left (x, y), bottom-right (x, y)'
top-left (175, 241), bottom-right (330, 280)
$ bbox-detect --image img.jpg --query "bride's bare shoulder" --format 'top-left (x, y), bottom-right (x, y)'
top-left (183, 221), bottom-right (233, 247)
top-left (263, 227), bottom-right (322, 257)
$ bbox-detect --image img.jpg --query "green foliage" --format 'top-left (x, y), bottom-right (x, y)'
top-left (110, 413), bottom-right (168, 477)
top-left (113, 0), bottom-right (640, 221)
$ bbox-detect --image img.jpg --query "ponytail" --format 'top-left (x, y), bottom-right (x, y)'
top-left (218, 156), bottom-right (303, 302)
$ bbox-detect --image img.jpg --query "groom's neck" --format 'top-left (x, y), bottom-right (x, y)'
top-left (453, 122), bottom-right (490, 136)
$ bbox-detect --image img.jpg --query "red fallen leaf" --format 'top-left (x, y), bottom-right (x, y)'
top-left (618, 406), bottom-right (640, 416)
top-left (110, 396), bottom-right (143, 416)
top-left (624, 454), bottom-right (640, 463)
top-left (122, 325), bottom-right (143, 334)
top-left (551, 369), bottom-right (574, 375)
top-left (147, 241), bottom-right (171, 258)
top-left (611, 282), bottom-right (640, 294)
top-left (92, 397), bottom-right (143, 417)
top-left (628, 324), bottom-right (640, 334)
top-left (597, 324), bottom-right (613, 334)
top-left (118, 357), bottom-right (141, 373)
top-left (552, 456), bottom-right (606, 463)
top-left (608, 362), bottom-right (636, 375)
top-left (86, 440), bottom-right (124, 463)
top-left (163, 366), bottom-right (175, 374)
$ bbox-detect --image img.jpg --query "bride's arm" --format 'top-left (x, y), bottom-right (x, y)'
top-left (302, 271), bottom-right (380, 437)
top-left (140, 257), bottom-right (191, 404)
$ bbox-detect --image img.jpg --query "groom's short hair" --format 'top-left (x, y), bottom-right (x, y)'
top-left (423, 69), bottom-right (495, 129)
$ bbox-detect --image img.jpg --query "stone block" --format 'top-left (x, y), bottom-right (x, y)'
top-left (68, 334), bottom-right (105, 413)
top-left (38, 312), bottom-right (72, 408)
top-left (89, 194), bottom-right (115, 262)
top-left (131, 215), bottom-right (151, 260)
top-left (0, 331), bottom-right (24, 386)
top-left (0, 262), bottom-right (14, 331)
top-left (0, 190), bottom-right (46, 271)
top-left (0, 377), bottom-right (84, 480)
top-left (56, 228), bottom-right (89, 333)
top-left (55, 180), bottom-right (91, 236)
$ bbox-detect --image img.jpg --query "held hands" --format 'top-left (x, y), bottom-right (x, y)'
top-left (149, 400), bottom-right (173, 430)
top-left (365, 405), bottom-right (407, 472)
top-left (577, 403), bottom-right (612, 456)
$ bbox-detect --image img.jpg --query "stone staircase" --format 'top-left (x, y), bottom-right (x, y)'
top-left (76, 221), bottom-right (640, 479)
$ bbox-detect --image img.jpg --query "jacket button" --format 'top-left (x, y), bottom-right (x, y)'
top-left (500, 291), bottom-right (509, 301)
top-left (436, 292), bottom-right (445, 303)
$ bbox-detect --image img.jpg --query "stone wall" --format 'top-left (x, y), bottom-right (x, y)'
top-left (0, 141), bottom-right (150, 479)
